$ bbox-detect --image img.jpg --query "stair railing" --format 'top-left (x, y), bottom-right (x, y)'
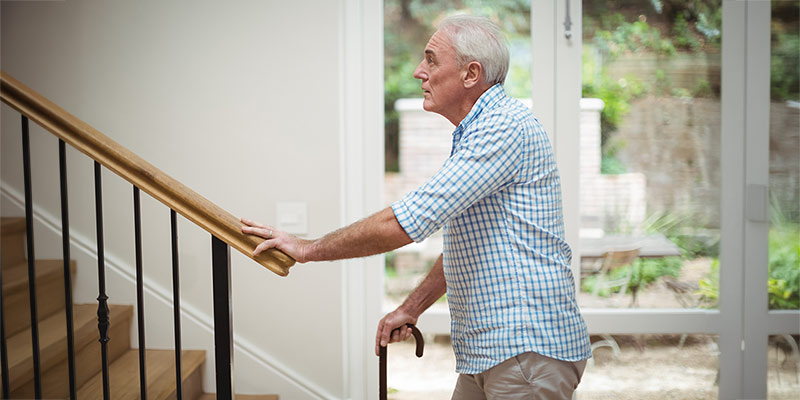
top-left (0, 70), bottom-right (296, 399)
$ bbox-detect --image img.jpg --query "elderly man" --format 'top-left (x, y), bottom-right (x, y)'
top-left (242, 14), bottom-right (591, 399)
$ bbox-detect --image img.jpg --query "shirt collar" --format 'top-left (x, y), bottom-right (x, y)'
top-left (449, 84), bottom-right (506, 156)
top-left (455, 83), bottom-right (506, 133)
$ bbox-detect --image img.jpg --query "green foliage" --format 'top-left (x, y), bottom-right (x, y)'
top-left (600, 136), bottom-right (628, 175)
top-left (594, 19), bottom-right (676, 60)
top-left (673, 13), bottom-right (701, 51)
top-left (640, 211), bottom-right (719, 258)
top-left (671, 87), bottom-right (692, 99)
top-left (768, 223), bottom-right (800, 309)
top-left (653, 69), bottom-right (673, 96)
top-left (630, 256), bottom-right (683, 290)
top-left (597, 13), bottom-right (627, 33)
top-left (581, 256), bottom-right (683, 296)
top-left (581, 1), bottom-right (726, 164)
top-left (385, 252), bottom-right (398, 278)
top-left (697, 258), bottom-right (719, 307)
top-left (692, 78), bottom-right (713, 98)
top-left (601, 155), bottom-right (627, 175)
top-left (583, 42), bottom-right (646, 152)
top-left (582, 76), bottom-right (628, 132)
top-left (770, 32), bottom-right (800, 102)
top-left (695, 10), bottom-right (721, 45)
top-left (384, 21), bottom-right (425, 172)
top-left (769, 278), bottom-right (797, 309)
top-left (768, 198), bottom-right (800, 309)
top-left (695, 226), bottom-right (800, 310)
top-left (582, 70), bottom-right (645, 134)
top-left (580, 274), bottom-right (603, 295)
top-left (769, 3), bottom-right (798, 101)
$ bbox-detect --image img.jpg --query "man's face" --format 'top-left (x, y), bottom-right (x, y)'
top-left (413, 30), bottom-right (465, 118)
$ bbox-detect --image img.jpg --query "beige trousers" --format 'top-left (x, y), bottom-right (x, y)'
top-left (451, 352), bottom-right (587, 400)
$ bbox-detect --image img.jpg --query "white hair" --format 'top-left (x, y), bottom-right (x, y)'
top-left (437, 14), bottom-right (510, 86)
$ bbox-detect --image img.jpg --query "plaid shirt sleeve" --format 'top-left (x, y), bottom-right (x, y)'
top-left (392, 115), bottom-right (523, 242)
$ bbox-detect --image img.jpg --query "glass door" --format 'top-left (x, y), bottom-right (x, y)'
top-left (579, 1), bottom-right (722, 397)
top-left (534, 0), bottom-right (799, 398)
top-left (767, 1), bottom-right (799, 398)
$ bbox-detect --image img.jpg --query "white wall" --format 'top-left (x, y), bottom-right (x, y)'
top-left (0, 0), bottom-right (377, 398)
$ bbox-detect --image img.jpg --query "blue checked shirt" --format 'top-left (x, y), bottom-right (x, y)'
top-left (392, 84), bottom-right (592, 374)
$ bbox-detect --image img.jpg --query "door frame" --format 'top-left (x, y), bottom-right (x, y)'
top-left (340, 0), bottom-right (384, 398)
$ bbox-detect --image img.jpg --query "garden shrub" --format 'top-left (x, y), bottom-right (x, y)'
top-left (581, 256), bottom-right (683, 297)
top-left (768, 225), bottom-right (800, 309)
top-left (696, 226), bottom-right (799, 310)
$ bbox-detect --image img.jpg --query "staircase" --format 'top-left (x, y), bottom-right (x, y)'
top-left (0, 217), bottom-right (278, 399)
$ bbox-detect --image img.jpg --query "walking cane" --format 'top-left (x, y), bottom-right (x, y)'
top-left (379, 323), bottom-right (424, 400)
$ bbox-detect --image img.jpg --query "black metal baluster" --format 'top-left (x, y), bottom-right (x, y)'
top-left (171, 210), bottom-right (183, 399)
top-left (133, 187), bottom-right (147, 399)
top-left (94, 161), bottom-right (111, 400)
top-left (59, 139), bottom-right (77, 399)
top-left (21, 116), bottom-right (43, 398)
top-left (211, 236), bottom-right (234, 399)
top-left (0, 251), bottom-right (9, 399)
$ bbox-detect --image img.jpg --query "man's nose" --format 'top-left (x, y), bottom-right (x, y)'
top-left (413, 61), bottom-right (427, 80)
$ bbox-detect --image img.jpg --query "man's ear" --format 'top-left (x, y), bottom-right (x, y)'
top-left (462, 61), bottom-right (483, 89)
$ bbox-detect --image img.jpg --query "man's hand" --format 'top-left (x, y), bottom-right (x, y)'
top-left (243, 207), bottom-right (410, 264)
top-left (375, 255), bottom-right (445, 356)
top-left (241, 218), bottom-right (313, 263)
top-left (375, 306), bottom-right (418, 356)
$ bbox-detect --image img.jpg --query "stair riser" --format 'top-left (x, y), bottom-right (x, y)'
top-left (1, 233), bottom-right (25, 269)
top-left (150, 354), bottom-right (204, 400)
top-left (9, 312), bottom-right (131, 398)
top-left (3, 268), bottom-right (68, 338)
top-left (172, 364), bottom-right (203, 400)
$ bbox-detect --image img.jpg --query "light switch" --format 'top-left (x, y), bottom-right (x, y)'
top-left (276, 202), bottom-right (308, 235)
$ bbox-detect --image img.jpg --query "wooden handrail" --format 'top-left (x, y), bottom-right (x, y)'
top-left (0, 71), bottom-right (295, 276)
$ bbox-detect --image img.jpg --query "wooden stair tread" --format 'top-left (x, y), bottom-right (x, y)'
top-left (0, 217), bottom-right (26, 236)
top-left (77, 349), bottom-right (205, 399)
top-left (1, 217), bottom-right (27, 271)
top-left (3, 259), bottom-right (77, 338)
top-left (6, 303), bottom-right (132, 389)
top-left (197, 395), bottom-right (279, 400)
top-left (2, 259), bottom-right (75, 293)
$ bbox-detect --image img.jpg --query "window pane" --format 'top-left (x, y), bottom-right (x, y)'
top-left (576, 334), bottom-right (720, 399)
top-left (580, 0), bottom-right (722, 310)
top-left (387, 336), bottom-right (457, 399)
top-left (768, 0), bottom-right (800, 312)
top-left (768, 335), bottom-right (800, 399)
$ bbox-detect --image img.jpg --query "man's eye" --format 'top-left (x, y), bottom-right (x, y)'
top-left (427, 57), bottom-right (434, 64)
